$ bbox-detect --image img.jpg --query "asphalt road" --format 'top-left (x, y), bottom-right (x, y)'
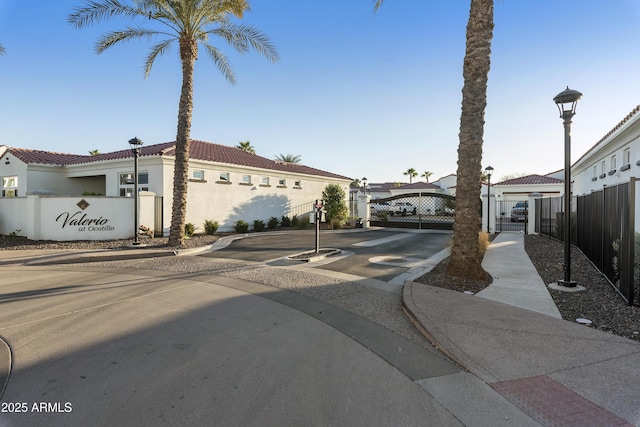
top-left (199, 228), bottom-right (452, 283)
top-left (0, 264), bottom-right (463, 427)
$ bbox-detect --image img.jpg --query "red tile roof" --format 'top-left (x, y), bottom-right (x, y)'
top-left (394, 182), bottom-right (441, 190)
top-left (495, 174), bottom-right (563, 186)
top-left (4, 140), bottom-right (350, 180)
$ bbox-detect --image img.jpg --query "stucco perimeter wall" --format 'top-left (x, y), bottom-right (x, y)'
top-left (1, 194), bottom-right (159, 241)
top-left (184, 172), bottom-right (350, 232)
top-left (0, 197), bottom-right (27, 235)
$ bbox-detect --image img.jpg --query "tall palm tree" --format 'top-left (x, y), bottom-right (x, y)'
top-left (0, 43), bottom-right (5, 56)
top-left (403, 167), bottom-right (417, 184)
top-left (69, 0), bottom-right (279, 247)
top-left (421, 171), bottom-right (433, 182)
top-left (237, 140), bottom-right (255, 154)
top-left (375, 0), bottom-right (494, 280)
top-left (275, 154), bottom-right (301, 164)
top-left (89, 149), bottom-right (100, 156)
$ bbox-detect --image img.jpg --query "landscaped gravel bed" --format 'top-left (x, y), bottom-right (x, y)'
top-left (524, 234), bottom-right (640, 341)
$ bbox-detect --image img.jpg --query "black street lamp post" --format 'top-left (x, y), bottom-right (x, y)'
top-left (362, 177), bottom-right (368, 195)
top-left (129, 137), bottom-right (143, 246)
top-left (485, 166), bottom-right (493, 233)
top-left (553, 87), bottom-right (582, 287)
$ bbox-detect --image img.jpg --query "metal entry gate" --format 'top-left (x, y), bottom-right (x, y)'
top-left (496, 200), bottom-right (528, 233)
top-left (369, 193), bottom-right (455, 230)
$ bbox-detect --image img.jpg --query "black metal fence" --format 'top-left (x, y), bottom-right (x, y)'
top-left (535, 179), bottom-right (638, 305)
top-left (495, 200), bottom-right (528, 233)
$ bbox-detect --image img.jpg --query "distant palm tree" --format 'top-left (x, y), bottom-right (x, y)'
top-left (237, 141), bottom-right (255, 154)
top-left (0, 43), bottom-right (5, 56)
top-left (275, 154), bottom-right (301, 164)
top-left (350, 178), bottom-right (361, 188)
top-left (89, 149), bottom-right (100, 156)
top-left (69, 0), bottom-right (278, 247)
top-left (421, 171), bottom-right (433, 182)
top-left (403, 167), bottom-right (418, 184)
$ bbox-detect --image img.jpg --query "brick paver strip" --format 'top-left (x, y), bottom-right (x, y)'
top-left (491, 375), bottom-right (633, 427)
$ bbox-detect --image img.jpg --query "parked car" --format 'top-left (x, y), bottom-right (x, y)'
top-left (511, 201), bottom-right (528, 222)
top-left (370, 201), bottom-right (391, 213)
top-left (390, 202), bottom-right (417, 216)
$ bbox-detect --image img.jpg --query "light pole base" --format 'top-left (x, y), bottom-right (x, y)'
top-left (557, 279), bottom-right (577, 288)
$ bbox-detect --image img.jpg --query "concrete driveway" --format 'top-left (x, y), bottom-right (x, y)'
top-left (199, 228), bottom-right (452, 284)
top-left (0, 265), bottom-right (462, 427)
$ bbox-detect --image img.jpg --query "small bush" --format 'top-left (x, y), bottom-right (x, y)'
top-left (234, 220), bottom-right (249, 233)
top-left (204, 219), bottom-right (219, 235)
top-left (184, 223), bottom-right (195, 238)
top-left (139, 224), bottom-right (153, 238)
top-left (281, 215), bottom-right (292, 227)
top-left (330, 218), bottom-right (343, 230)
top-left (296, 215), bottom-right (311, 229)
top-left (253, 219), bottom-right (265, 232)
top-left (291, 215), bottom-right (300, 227)
top-left (478, 232), bottom-right (490, 257)
top-left (268, 216), bottom-right (279, 230)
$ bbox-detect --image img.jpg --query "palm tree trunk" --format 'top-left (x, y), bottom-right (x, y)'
top-left (168, 37), bottom-right (197, 247)
top-left (447, 0), bottom-right (494, 279)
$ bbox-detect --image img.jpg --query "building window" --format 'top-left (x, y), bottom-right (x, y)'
top-left (624, 148), bottom-right (631, 165)
top-left (242, 175), bottom-right (252, 185)
top-left (261, 176), bottom-right (270, 186)
top-left (217, 172), bottom-right (231, 184)
top-left (294, 180), bottom-right (302, 188)
top-left (611, 155), bottom-right (617, 170)
top-left (191, 169), bottom-right (205, 181)
top-left (2, 176), bottom-right (18, 197)
top-left (593, 165), bottom-right (598, 179)
top-left (119, 172), bottom-right (149, 196)
top-left (278, 178), bottom-right (286, 187)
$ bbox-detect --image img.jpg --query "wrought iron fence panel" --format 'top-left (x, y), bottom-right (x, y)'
top-left (369, 192), bottom-right (456, 230)
top-left (574, 181), bottom-right (636, 305)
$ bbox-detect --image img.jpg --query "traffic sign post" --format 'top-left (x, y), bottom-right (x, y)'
top-left (315, 199), bottom-right (323, 254)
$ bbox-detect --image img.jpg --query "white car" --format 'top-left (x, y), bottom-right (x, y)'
top-left (389, 202), bottom-right (417, 216)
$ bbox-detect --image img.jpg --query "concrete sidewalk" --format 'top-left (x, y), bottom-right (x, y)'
top-left (404, 233), bottom-right (640, 426)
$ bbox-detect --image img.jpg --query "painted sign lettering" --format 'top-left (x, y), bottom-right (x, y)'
top-left (56, 211), bottom-right (110, 229)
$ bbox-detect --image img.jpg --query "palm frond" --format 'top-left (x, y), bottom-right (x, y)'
top-left (210, 23), bottom-right (279, 63)
top-left (144, 38), bottom-right (175, 78)
top-left (202, 42), bottom-right (236, 84)
top-left (373, 0), bottom-right (384, 12)
top-left (96, 26), bottom-right (163, 53)
top-left (68, 0), bottom-right (143, 28)
top-left (0, 44), bottom-right (5, 57)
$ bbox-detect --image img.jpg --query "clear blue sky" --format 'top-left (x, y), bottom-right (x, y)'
top-left (1, 1), bottom-right (639, 183)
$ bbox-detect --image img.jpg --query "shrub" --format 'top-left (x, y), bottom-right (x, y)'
top-left (184, 223), bottom-right (195, 238)
top-left (478, 232), bottom-right (490, 257)
top-left (204, 219), bottom-right (219, 235)
top-left (330, 218), bottom-right (343, 230)
top-left (234, 220), bottom-right (249, 233)
top-left (253, 219), bottom-right (265, 232)
top-left (281, 215), bottom-right (292, 227)
top-left (268, 216), bottom-right (279, 230)
top-left (139, 224), bottom-right (153, 238)
top-left (295, 215), bottom-right (311, 229)
top-left (322, 184), bottom-right (348, 228)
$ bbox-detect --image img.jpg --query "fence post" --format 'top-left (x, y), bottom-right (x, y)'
top-left (357, 193), bottom-right (371, 229)
top-left (528, 192), bottom-right (543, 235)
